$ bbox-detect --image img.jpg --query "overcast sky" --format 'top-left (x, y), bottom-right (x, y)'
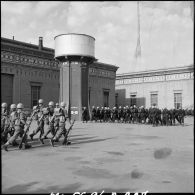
top-left (1, 1), bottom-right (194, 73)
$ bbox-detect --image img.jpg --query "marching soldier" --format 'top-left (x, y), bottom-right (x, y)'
top-left (7, 104), bottom-right (19, 146)
top-left (50, 102), bottom-right (68, 146)
top-left (40, 101), bottom-right (55, 143)
top-left (55, 103), bottom-right (60, 108)
top-left (91, 106), bottom-right (97, 122)
top-left (82, 107), bottom-right (89, 123)
top-left (96, 107), bottom-right (101, 122)
top-left (1, 103), bottom-right (9, 144)
top-left (29, 99), bottom-right (45, 140)
top-left (1, 102), bottom-right (8, 134)
top-left (2, 103), bottom-right (31, 151)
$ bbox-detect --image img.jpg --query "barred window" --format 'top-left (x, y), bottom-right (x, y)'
top-left (31, 86), bottom-right (40, 108)
top-left (151, 93), bottom-right (158, 107)
top-left (174, 93), bottom-right (182, 109)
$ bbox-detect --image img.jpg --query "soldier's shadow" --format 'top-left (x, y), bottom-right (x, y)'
top-left (5, 135), bottom-right (115, 151)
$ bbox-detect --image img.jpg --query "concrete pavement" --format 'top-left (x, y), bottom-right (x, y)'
top-left (2, 117), bottom-right (194, 193)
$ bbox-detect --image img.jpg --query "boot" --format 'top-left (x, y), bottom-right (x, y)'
top-left (12, 141), bottom-right (19, 146)
top-left (29, 134), bottom-right (34, 141)
top-left (39, 137), bottom-right (44, 144)
top-left (2, 143), bottom-right (8, 151)
top-left (22, 143), bottom-right (32, 149)
top-left (49, 138), bottom-right (54, 147)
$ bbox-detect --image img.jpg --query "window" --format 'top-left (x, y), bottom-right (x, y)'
top-left (31, 86), bottom-right (40, 108)
top-left (130, 94), bottom-right (137, 106)
top-left (151, 93), bottom-right (158, 106)
top-left (174, 93), bottom-right (182, 109)
top-left (103, 91), bottom-right (109, 107)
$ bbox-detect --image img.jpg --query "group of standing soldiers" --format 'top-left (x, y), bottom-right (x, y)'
top-left (1, 99), bottom-right (71, 152)
top-left (84, 105), bottom-right (186, 126)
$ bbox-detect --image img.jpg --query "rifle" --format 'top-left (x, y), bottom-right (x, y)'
top-left (62, 119), bottom-right (75, 145)
top-left (18, 111), bottom-right (36, 149)
top-left (49, 112), bottom-right (56, 123)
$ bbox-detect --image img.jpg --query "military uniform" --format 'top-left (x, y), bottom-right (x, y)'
top-left (29, 105), bottom-right (44, 140)
top-left (50, 107), bottom-right (67, 146)
top-left (91, 106), bottom-right (97, 122)
top-left (40, 107), bottom-right (55, 142)
top-left (2, 103), bottom-right (31, 151)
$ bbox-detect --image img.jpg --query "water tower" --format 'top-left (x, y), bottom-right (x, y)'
top-left (54, 33), bottom-right (96, 120)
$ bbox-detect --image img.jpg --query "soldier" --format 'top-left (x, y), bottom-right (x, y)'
top-left (96, 107), bottom-right (101, 122)
top-left (140, 106), bottom-right (146, 124)
top-left (118, 106), bottom-right (123, 123)
top-left (129, 106), bottom-right (133, 123)
top-left (156, 107), bottom-right (162, 126)
top-left (29, 99), bottom-right (45, 140)
top-left (2, 103), bottom-right (31, 151)
top-left (50, 102), bottom-right (68, 146)
top-left (111, 107), bottom-right (118, 122)
top-left (1, 102), bottom-right (8, 134)
top-left (55, 103), bottom-right (60, 108)
top-left (82, 107), bottom-right (89, 123)
top-left (178, 107), bottom-right (185, 125)
top-left (91, 106), bottom-right (97, 122)
top-left (151, 105), bottom-right (156, 126)
top-left (40, 101), bottom-right (56, 143)
top-left (6, 104), bottom-right (19, 146)
top-left (100, 107), bottom-right (104, 122)
top-left (124, 106), bottom-right (130, 123)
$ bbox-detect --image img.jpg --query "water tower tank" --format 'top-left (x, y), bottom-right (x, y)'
top-left (54, 33), bottom-right (95, 59)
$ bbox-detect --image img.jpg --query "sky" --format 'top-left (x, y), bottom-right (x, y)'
top-left (1, 1), bottom-right (194, 73)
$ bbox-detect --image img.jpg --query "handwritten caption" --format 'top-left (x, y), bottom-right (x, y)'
top-left (51, 190), bottom-right (149, 195)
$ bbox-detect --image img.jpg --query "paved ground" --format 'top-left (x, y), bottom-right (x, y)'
top-left (2, 117), bottom-right (194, 193)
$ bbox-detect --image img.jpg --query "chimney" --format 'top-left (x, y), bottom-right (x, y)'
top-left (13, 36), bottom-right (14, 40)
top-left (39, 37), bottom-right (43, 50)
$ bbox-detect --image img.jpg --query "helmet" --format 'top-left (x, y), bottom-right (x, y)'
top-left (17, 103), bottom-right (24, 109)
top-left (48, 101), bottom-right (54, 106)
top-left (38, 99), bottom-right (44, 104)
top-left (1, 102), bottom-right (7, 108)
top-left (10, 104), bottom-right (17, 109)
top-left (60, 102), bottom-right (66, 107)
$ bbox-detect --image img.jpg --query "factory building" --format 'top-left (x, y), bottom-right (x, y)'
top-left (115, 65), bottom-right (194, 109)
top-left (1, 37), bottom-right (118, 110)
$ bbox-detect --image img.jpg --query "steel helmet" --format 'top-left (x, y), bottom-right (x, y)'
top-left (10, 104), bottom-right (17, 109)
top-left (17, 103), bottom-right (24, 109)
top-left (1, 102), bottom-right (7, 108)
top-left (60, 102), bottom-right (66, 107)
top-left (38, 99), bottom-right (44, 104)
top-left (48, 101), bottom-right (54, 106)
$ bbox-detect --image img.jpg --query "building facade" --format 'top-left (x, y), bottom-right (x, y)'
top-left (115, 65), bottom-right (194, 109)
top-left (1, 37), bottom-right (118, 110)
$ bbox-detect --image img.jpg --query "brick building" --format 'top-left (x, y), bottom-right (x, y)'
top-left (1, 37), bottom-right (118, 110)
top-left (115, 65), bottom-right (194, 109)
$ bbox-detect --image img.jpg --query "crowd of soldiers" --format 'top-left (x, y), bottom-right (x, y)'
top-left (1, 101), bottom-right (190, 151)
top-left (83, 105), bottom-right (187, 126)
top-left (1, 99), bottom-right (71, 152)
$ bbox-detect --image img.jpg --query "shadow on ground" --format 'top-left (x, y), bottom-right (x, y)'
top-left (3, 182), bottom-right (82, 193)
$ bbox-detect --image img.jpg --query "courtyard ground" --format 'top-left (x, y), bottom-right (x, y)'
top-left (1, 117), bottom-right (194, 193)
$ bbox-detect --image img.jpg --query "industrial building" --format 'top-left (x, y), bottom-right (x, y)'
top-left (1, 37), bottom-right (118, 111)
top-left (115, 65), bottom-right (194, 109)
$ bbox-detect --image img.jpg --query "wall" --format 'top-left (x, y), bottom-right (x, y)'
top-left (116, 68), bottom-right (194, 109)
